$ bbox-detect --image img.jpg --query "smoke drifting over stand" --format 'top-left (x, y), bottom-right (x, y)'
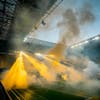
top-left (47, 1), bottom-right (96, 61)
top-left (79, 2), bottom-right (95, 25)
top-left (1, 0), bottom-right (99, 99)
top-left (56, 1), bottom-right (95, 42)
top-left (58, 8), bottom-right (80, 39)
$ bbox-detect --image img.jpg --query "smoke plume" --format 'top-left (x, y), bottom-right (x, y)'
top-left (79, 2), bottom-right (95, 25)
top-left (57, 9), bottom-right (80, 44)
top-left (47, 8), bottom-right (80, 60)
top-left (48, 1), bottom-right (96, 61)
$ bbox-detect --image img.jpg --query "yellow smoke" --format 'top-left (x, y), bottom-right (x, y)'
top-left (47, 43), bottom-right (66, 61)
top-left (2, 52), bottom-right (28, 90)
top-left (22, 52), bottom-right (55, 82)
top-left (1, 51), bottom-right (84, 90)
top-left (44, 56), bottom-right (84, 82)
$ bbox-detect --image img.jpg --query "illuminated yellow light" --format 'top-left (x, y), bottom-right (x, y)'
top-left (1, 50), bottom-right (85, 90)
top-left (61, 74), bottom-right (67, 80)
top-left (23, 53), bottom-right (55, 82)
top-left (44, 56), bottom-right (67, 74)
top-left (2, 53), bottom-right (28, 90)
top-left (45, 56), bottom-right (85, 82)
top-left (47, 54), bottom-right (55, 58)
top-left (19, 51), bottom-right (23, 57)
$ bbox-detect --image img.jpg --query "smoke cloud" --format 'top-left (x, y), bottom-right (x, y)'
top-left (63, 8), bottom-right (80, 36)
top-left (57, 9), bottom-right (80, 44)
top-left (79, 2), bottom-right (95, 25)
top-left (47, 8), bottom-right (80, 60)
top-left (48, 1), bottom-right (96, 61)
top-left (1, 0), bottom-right (99, 98)
top-left (57, 1), bottom-right (95, 42)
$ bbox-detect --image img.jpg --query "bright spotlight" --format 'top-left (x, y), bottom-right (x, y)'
top-left (19, 51), bottom-right (24, 57)
top-left (71, 44), bottom-right (78, 48)
top-left (78, 43), bottom-right (83, 46)
top-left (35, 53), bottom-right (42, 57)
top-left (71, 46), bottom-right (75, 48)
top-left (71, 40), bottom-right (89, 49)
top-left (34, 53), bottom-right (45, 60)
top-left (23, 37), bottom-right (27, 42)
top-left (84, 40), bottom-right (89, 44)
top-left (74, 44), bottom-right (78, 47)
top-left (92, 36), bottom-right (99, 40)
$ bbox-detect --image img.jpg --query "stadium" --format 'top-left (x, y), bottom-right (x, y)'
top-left (0, 0), bottom-right (100, 100)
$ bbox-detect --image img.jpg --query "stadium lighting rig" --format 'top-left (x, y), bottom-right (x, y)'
top-left (23, 0), bottom-right (63, 43)
top-left (71, 34), bottom-right (100, 48)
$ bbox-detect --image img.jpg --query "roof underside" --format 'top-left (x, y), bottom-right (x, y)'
top-left (0, 0), bottom-right (57, 40)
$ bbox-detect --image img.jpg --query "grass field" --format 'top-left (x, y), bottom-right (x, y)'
top-left (8, 85), bottom-right (86, 100)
